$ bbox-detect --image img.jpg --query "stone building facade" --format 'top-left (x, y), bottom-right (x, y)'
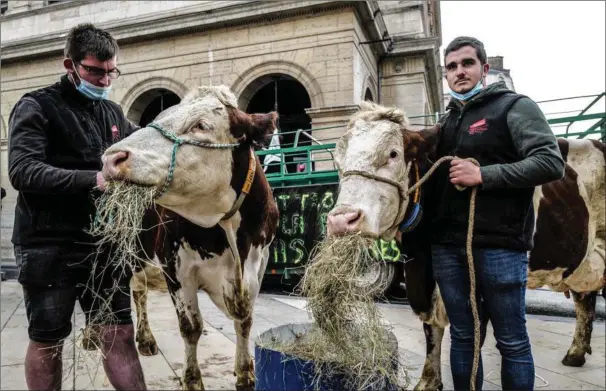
top-left (0, 0), bottom-right (443, 266)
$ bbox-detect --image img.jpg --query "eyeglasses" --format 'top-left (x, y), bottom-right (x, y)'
top-left (76, 61), bottom-right (121, 80)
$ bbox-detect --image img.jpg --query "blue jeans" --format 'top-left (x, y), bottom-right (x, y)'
top-left (432, 245), bottom-right (535, 390)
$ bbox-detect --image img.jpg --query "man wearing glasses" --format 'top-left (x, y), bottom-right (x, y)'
top-left (8, 23), bottom-right (146, 390)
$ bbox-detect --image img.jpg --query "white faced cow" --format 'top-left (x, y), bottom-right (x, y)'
top-left (326, 101), bottom-right (605, 390)
top-left (98, 85), bottom-right (279, 391)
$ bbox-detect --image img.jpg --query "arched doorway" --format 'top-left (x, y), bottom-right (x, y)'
top-left (126, 88), bottom-right (181, 127)
top-left (364, 87), bottom-right (374, 102)
top-left (245, 74), bottom-right (312, 174)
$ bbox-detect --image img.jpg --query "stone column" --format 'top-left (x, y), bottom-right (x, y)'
top-left (380, 55), bottom-right (433, 128)
top-left (304, 105), bottom-right (359, 172)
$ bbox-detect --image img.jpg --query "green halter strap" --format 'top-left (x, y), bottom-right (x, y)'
top-left (148, 122), bottom-right (240, 199)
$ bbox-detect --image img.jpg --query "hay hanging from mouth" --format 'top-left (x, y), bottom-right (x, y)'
top-left (301, 233), bottom-right (390, 331)
top-left (268, 233), bottom-right (405, 390)
top-left (87, 181), bottom-right (157, 271)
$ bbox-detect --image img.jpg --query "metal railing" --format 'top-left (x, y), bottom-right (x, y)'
top-left (256, 125), bottom-right (340, 188)
top-left (538, 92), bottom-right (605, 140)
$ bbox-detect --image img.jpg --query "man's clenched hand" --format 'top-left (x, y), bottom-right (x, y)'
top-left (449, 158), bottom-right (482, 187)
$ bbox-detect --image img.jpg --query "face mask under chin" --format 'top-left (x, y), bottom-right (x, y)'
top-left (70, 69), bottom-right (111, 100)
top-left (449, 79), bottom-right (483, 101)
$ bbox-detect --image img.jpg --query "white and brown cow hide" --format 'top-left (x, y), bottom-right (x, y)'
top-left (88, 85), bottom-right (279, 391)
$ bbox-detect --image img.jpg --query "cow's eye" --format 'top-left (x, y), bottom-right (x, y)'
top-left (195, 121), bottom-right (212, 132)
top-left (389, 150), bottom-right (398, 159)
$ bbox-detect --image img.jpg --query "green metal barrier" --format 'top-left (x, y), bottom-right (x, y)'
top-left (538, 92), bottom-right (605, 141)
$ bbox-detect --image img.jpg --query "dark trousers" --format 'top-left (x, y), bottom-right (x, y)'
top-left (431, 244), bottom-right (535, 390)
top-left (14, 243), bottom-right (133, 343)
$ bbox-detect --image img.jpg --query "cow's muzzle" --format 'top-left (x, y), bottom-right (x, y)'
top-left (102, 151), bottom-right (130, 180)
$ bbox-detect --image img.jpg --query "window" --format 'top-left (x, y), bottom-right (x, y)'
top-left (1, 0), bottom-right (8, 15)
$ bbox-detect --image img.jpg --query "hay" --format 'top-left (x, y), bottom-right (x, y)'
top-left (300, 233), bottom-right (389, 332)
top-left (87, 181), bottom-right (157, 272)
top-left (53, 181), bottom-right (159, 383)
top-left (82, 180), bottom-right (159, 333)
top-left (269, 233), bottom-right (404, 390)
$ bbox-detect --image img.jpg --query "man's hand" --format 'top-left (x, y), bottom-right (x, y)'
top-left (95, 171), bottom-right (107, 191)
top-left (449, 158), bottom-right (482, 187)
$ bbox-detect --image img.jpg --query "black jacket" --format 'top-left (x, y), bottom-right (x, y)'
top-left (8, 74), bottom-right (138, 246)
top-left (428, 82), bottom-right (565, 251)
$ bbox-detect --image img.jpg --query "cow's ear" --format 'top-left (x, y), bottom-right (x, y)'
top-left (402, 123), bottom-right (440, 161)
top-left (249, 112), bottom-right (278, 146)
top-left (227, 108), bottom-right (251, 141)
top-left (228, 109), bottom-right (278, 147)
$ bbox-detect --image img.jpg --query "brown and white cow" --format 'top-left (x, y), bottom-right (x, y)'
top-left (98, 85), bottom-right (279, 391)
top-left (326, 101), bottom-right (605, 390)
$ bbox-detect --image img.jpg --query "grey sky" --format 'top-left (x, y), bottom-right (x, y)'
top-left (438, 1), bottom-right (605, 136)
top-left (440, 0), bottom-right (605, 101)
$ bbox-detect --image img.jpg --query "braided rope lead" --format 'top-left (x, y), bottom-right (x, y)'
top-left (406, 155), bottom-right (481, 391)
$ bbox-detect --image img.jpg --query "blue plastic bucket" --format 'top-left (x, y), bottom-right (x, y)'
top-left (254, 322), bottom-right (400, 391)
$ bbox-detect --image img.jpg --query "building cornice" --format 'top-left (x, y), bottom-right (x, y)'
top-left (1, 1), bottom-right (390, 63)
top-left (390, 36), bottom-right (441, 55)
top-left (380, 0), bottom-right (424, 15)
top-left (1, 0), bottom-right (96, 20)
top-left (355, 1), bottom-right (391, 55)
top-left (306, 104), bottom-right (361, 118)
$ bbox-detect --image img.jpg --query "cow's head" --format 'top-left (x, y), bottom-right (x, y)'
top-left (101, 85), bottom-right (277, 226)
top-left (326, 101), bottom-right (439, 240)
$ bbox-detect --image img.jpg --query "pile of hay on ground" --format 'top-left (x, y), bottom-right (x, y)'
top-left (266, 233), bottom-right (406, 390)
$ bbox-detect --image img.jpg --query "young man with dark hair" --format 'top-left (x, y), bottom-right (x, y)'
top-left (8, 23), bottom-right (146, 390)
top-left (428, 36), bottom-right (565, 390)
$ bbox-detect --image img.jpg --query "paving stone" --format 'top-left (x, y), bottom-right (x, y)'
top-left (565, 366), bottom-right (606, 389)
top-left (533, 315), bottom-right (606, 338)
top-left (487, 365), bottom-right (605, 390)
top-left (1, 364), bottom-right (27, 391)
top-left (532, 335), bottom-right (606, 375)
top-left (1, 327), bottom-right (28, 366)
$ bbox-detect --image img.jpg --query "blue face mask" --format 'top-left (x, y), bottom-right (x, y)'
top-left (449, 79), bottom-right (483, 102)
top-left (70, 68), bottom-right (111, 100)
top-left (77, 78), bottom-right (111, 100)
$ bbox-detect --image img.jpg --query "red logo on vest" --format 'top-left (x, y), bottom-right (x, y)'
top-left (111, 125), bottom-right (119, 140)
top-left (469, 118), bottom-right (488, 134)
